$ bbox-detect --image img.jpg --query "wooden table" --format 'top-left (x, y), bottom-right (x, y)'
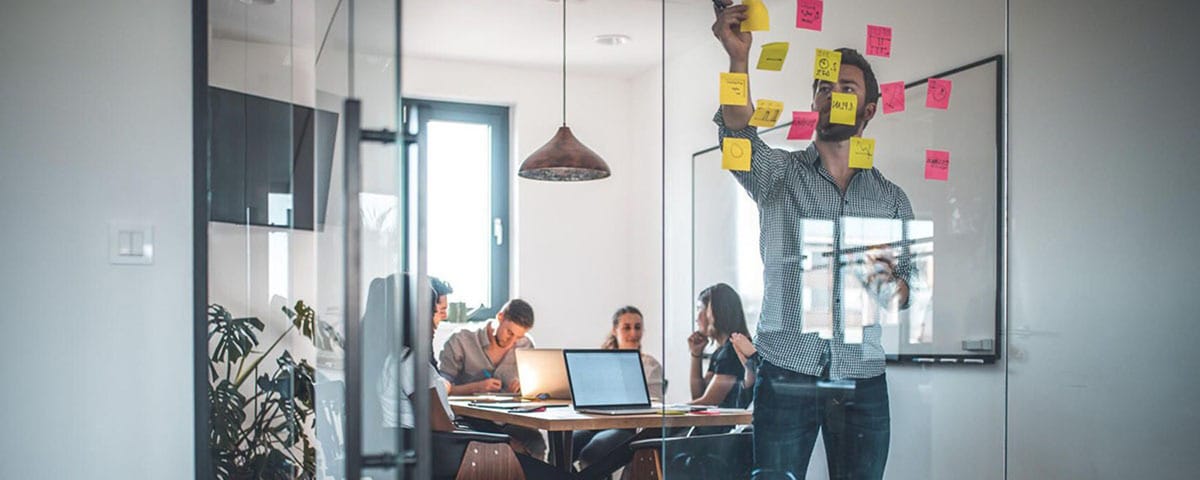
top-left (450, 401), bottom-right (752, 475)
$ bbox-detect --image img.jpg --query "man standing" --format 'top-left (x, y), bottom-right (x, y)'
top-left (712, 2), bottom-right (914, 478)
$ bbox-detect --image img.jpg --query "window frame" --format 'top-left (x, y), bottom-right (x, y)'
top-left (405, 98), bottom-right (511, 319)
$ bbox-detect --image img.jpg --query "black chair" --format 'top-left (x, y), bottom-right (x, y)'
top-left (623, 432), bottom-right (754, 480)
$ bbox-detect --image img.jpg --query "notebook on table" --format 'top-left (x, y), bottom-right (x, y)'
top-left (563, 349), bottom-right (658, 415)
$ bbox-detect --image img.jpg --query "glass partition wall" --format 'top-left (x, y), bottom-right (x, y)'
top-left (666, 0), bottom-right (1006, 479)
top-left (198, 0), bottom-right (1007, 478)
top-left (202, 0), bottom-right (417, 478)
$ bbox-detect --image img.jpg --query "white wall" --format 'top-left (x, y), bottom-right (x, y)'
top-left (1007, 1), bottom-right (1200, 478)
top-left (402, 57), bottom-right (665, 364)
top-left (0, 0), bottom-right (194, 478)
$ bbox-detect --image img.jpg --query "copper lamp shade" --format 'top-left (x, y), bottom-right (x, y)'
top-left (518, 126), bottom-right (611, 181)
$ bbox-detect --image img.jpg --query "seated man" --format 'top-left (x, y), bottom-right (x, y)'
top-left (379, 277), bottom-right (569, 478)
top-left (438, 299), bottom-right (546, 459)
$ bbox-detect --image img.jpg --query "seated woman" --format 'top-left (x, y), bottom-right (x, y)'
top-left (688, 283), bottom-right (752, 413)
top-left (571, 306), bottom-right (664, 468)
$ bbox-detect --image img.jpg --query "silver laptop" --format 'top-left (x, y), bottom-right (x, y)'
top-left (564, 349), bottom-right (657, 415)
top-left (515, 348), bottom-right (572, 400)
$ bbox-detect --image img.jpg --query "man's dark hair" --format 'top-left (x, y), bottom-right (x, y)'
top-left (500, 298), bottom-right (535, 329)
top-left (429, 276), bottom-right (453, 311)
top-left (811, 47), bottom-right (880, 105)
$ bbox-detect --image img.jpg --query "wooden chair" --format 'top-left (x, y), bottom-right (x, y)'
top-left (621, 432), bottom-right (753, 480)
top-left (432, 430), bottom-right (525, 480)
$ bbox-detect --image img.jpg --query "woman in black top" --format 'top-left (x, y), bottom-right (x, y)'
top-left (688, 283), bottom-right (752, 409)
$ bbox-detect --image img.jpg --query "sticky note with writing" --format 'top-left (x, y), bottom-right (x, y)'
top-left (880, 81), bottom-right (905, 114)
top-left (741, 0), bottom-right (770, 32)
top-left (757, 42), bottom-right (789, 71)
top-left (720, 72), bottom-right (749, 106)
top-left (925, 149), bottom-right (950, 181)
top-left (849, 137), bottom-right (875, 169)
top-left (749, 99), bottom-right (785, 127)
top-left (722, 137), bottom-right (752, 171)
top-left (813, 48), bottom-right (842, 83)
top-left (926, 78), bottom-right (952, 109)
top-left (787, 111), bottom-right (819, 140)
top-left (830, 92), bottom-right (857, 125)
top-left (866, 25), bottom-right (893, 57)
top-left (796, 0), bottom-right (823, 31)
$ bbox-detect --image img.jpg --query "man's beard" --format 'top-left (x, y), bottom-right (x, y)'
top-left (816, 107), bottom-right (867, 142)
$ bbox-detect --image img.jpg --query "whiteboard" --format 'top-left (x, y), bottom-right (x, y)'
top-left (691, 57), bottom-right (1003, 363)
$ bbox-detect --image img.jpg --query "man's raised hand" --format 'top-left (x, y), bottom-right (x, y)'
top-left (711, 0), bottom-right (752, 66)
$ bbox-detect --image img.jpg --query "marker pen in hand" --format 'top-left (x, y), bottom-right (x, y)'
top-left (712, 0), bottom-right (726, 12)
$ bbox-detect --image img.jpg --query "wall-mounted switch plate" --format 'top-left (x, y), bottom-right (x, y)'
top-left (109, 223), bottom-right (154, 265)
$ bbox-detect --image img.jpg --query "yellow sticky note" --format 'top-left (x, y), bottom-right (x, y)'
top-left (830, 92), bottom-right (857, 125)
top-left (757, 42), bottom-right (789, 71)
top-left (749, 99), bottom-right (784, 128)
top-left (813, 48), bottom-right (842, 83)
top-left (719, 72), bottom-right (749, 106)
top-left (740, 0), bottom-right (770, 32)
top-left (722, 137), bottom-right (752, 171)
top-left (849, 137), bottom-right (875, 169)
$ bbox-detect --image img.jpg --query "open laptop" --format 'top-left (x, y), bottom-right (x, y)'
top-left (515, 348), bottom-right (572, 400)
top-left (564, 349), bottom-right (658, 415)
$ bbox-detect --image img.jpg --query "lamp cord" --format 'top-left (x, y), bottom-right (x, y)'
top-left (562, 0), bottom-right (567, 126)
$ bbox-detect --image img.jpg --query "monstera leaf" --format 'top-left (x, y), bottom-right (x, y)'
top-left (210, 380), bottom-right (247, 451)
top-left (282, 300), bottom-right (315, 341)
top-left (208, 305), bottom-right (264, 364)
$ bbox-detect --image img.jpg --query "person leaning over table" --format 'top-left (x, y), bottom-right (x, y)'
top-left (437, 298), bottom-right (546, 459)
top-left (571, 305), bottom-right (664, 469)
top-left (377, 277), bottom-right (573, 478)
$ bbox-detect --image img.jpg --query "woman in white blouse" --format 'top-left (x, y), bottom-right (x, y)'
top-left (571, 306), bottom-right (665, 469)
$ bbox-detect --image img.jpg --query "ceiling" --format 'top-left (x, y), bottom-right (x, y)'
top-left (210, 0), bottom-right (717, 78)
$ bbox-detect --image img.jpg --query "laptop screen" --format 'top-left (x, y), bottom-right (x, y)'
top-left (564, 350), bottom-right (650, 409)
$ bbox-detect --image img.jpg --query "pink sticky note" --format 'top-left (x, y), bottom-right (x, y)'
top-left (866, 25), bottom-right (892, 57)
top-left (796, 0), bottom-right (823, 31)
top-left (925, 149), bottom-right (950, 181)
top-left (880, 81), bottom-right (905, 114)
top-left (787, 111), bottom-right (819, 140)
top-left (926, 78), bottom-right (952, 109)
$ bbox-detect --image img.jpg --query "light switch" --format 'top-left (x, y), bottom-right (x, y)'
top-left (110, 223), bottom-right (154, 265)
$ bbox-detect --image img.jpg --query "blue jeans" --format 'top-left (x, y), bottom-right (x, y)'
top-left (752, 360), bottom-right (890, 480)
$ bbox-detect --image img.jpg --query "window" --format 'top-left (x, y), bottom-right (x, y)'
top-left (406, 99), bottom-right (510, 318)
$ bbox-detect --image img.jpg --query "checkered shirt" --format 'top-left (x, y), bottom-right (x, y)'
top-left (715, 110), bottom-right (915, 380)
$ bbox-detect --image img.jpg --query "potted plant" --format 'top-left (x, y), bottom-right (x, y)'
top-left (208, 301), bottom-right (316, 479)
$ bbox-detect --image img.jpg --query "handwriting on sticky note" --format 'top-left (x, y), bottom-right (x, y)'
top-left (813, 48), bottom-right (842, 83)
top-left (830, 92), bottom-right (857, 126)
top-left (749, 99), bottom-right (785, 127)
top-left (722, 137), bottom-right (752, 171)
top-left (866, 25), bottom-right (892, 57)
top-left (796, 0), bottom-right (823, 31)
top-left (849, 137), bottom-right (875, 169)
top-left (720, 72), bottom-right (749, 106)
top-left (880, 81), bottom-right (905, 114)
top-left (741, 0), bottom-right (770, 32)
top-left (926, 78), bottom-right (952, 109)
top-left (787, 111), bottom-right (819, 140)
top-left (757, 42), bottom-right (789, 71)
top-left (925, 149), bottom-right (949, 181)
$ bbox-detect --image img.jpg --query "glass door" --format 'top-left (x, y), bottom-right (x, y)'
top-left (202, 0), bottom-right (417, 478)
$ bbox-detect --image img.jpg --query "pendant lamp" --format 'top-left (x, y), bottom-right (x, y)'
top-left (518, 0), bottom-right (611, 181)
